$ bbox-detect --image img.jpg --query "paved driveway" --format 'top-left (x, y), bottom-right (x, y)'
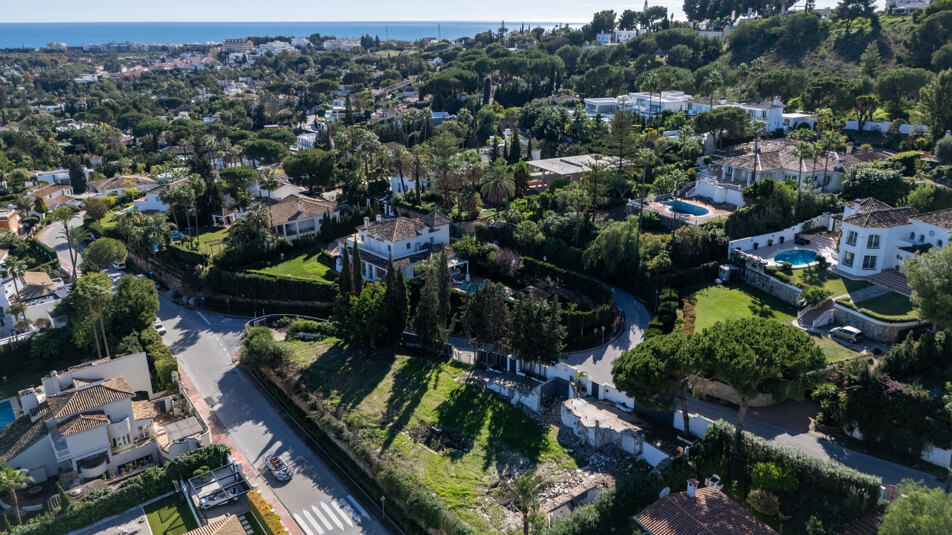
top-left (560, 286), bottom-right (651, 386)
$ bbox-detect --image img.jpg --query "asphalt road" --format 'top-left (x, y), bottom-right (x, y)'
top-left (159, 297), bottom-right (390, 535)
top-left (38, 211), bottom-right (86, 277)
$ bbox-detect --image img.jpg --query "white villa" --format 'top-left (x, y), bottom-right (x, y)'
top-left (836, 198), bottom-right (951, 277)
top-left (0, 353), bottom-right (209, 484)
top-left (338, 211), bottom-right (467, 281)
top-left (88, 175), bottom-right (159, 196)
top-left (584, 93), bottom-right (814, 132)
top-left (389, 175), bottom-right (429, 195)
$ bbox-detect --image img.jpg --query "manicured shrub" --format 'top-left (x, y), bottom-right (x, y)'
top-left (247, 490), bottom-right (285, 535)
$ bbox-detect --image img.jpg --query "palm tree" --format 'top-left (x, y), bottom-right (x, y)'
top-left (791, 141), bottom-right (814, 191)
top-left (502, 471), bottom-right (546, 535)
top-left (480, 160), bottom-right (515, 206)
top-left (159, 185), bottom-right (182, 231)
top-left (257, 168), bottom-right (280, 228)
top-left (65, 225), bottom-right (90, 280)
top-left (49, 207), bottom-right (79, 278)
top-left (186, 175), bottom-right (206, 235)
top-left (1, 257), bottom-right (28, 323)
top-left (0, 461), bottom-right (34, 525)
top-left (140, 213), bottom-right (172, 257)
top-left (632, 147), bottom-right (658, 274)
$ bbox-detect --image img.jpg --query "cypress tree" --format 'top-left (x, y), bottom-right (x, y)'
top-left (384, 256), bottom-right (409, 341)
top-left (508, 129), bottom-right (520, 163)
top-left (351, 241), bottom-right (363, 295)
top-left (436, 252), bottom-right (451, 322)
top-left (526, 137), bottom-right (533, 160)
top-left (339, 246), bottom-right (352, 296)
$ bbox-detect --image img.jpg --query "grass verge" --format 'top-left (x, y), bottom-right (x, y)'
top-left (144, 495), bottom-right (197, 535)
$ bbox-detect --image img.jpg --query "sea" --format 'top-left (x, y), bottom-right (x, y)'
top-left (0, 21), bottom-right (580, 50)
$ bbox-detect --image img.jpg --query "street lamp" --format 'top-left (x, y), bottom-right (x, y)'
top-left (601, 325), bottom-right (605, 344)
top-left (380, 495), bottom-right (386, 517)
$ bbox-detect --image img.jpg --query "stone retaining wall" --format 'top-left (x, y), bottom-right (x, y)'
top-left (741, 267), bottom-right (802, 306)
top-left (833, 305), bottom-right (926, 343)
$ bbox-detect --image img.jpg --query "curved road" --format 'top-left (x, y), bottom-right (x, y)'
top-left (37, 212), bottom-right (86, 276)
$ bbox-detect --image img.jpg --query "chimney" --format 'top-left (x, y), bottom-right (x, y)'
top-left (363, 216), bottom-right (370, 230)
top-left (298, 199), bottom-right (304, 212)
top-left (376, 214), bottom-right (382, 222)
top-left (718, 97), bottom-right (726, 105)
top-left (19, 388), bottom-right (38, 413)
top-left (773, 96), bottom-right (781, 107)
top-left (686, 478), bottom-right (698, 498)
top-left (846, 142), bottom-right (854, 154)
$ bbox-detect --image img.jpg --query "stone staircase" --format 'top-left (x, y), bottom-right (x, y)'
top-left (866, 268), bottom-right (912, 296)
top-left (797, 299), bottom-right (835, 329)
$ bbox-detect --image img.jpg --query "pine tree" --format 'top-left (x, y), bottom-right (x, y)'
top-left (339, 246), bottom-right (352, 296)
top-left (351, 241), bottom-right (363, 295)
top-left (384, 256), bottom-right (409, 341)
top-left (860, 42), bottom-right (881, 78)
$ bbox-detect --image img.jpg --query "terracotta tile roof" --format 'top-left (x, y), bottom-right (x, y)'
top-left (184, 515), bottom-right (246, 535)
top-left (47, 377), bottom-right (135, 418)
top-left (45, 194), bottom-right (75, 207)
top-left (362, 217), bottom-right (426, 242)
top-left (847, 198), bottom-right (893, 213)
top-left (0, 404), bottom-right (49, 461)
top-left (843, 207), bottom-right (917, 229)
top-left (635, 487), bottom-right (778, 535)
top-left (360, 210), bottom-right (450, 242)
top-left (132, 400), bottom-right (157, 420)
top-left (910, 208), bottom-right (952, 230)
top-left (719, 139), bottom-right (886, 175)
top-left (57, 411), bottom-right (109, 436)
top-left (268, 194), bottom-right (338, 225)
top-left (18, 271), bottom-right (57, 301)
top-left (32, 184), bottom-right (70, 198)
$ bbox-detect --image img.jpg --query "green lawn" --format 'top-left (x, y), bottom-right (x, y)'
top-left (250, 247), bottom-right (335, 281)
top-left (172, 226), bottom-right (230, 255)
top-left (854, 292), bottom-right (917, 321)
top-left (144, 495), bottom-right (198, 535)
top-left (689, 282), bottom-right (796, 331)
top-left (289, 340), bottom-right (578, 531)
top-left (689, 282), bottom-right (859, 363)
top-left (789, 268), bottom-right (870, 297)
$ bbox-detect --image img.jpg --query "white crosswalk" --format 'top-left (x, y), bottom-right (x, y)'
top-left (292, 497), bottom-right (362, 535)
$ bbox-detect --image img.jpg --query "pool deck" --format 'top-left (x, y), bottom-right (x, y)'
top-left (644, 197), bottom-right (732, 225)
top-left (743, 232), bottom-right (839, 267)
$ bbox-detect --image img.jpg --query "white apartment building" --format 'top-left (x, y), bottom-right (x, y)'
top-left (337, 211), bottom-right (462, 281)
top-left (221, 39), bottom-right (252, 54)
top-left (837, 199), bottom-right (951, 277)
top-left (0, 353), bottom-right (209, 484)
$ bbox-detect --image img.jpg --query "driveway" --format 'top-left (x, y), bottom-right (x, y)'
top-left (560, 285), bottom-right (651, 386)
top-left (37, 211), bottom-right (86, 277)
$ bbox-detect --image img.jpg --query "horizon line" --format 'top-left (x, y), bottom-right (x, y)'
top-left (0, 19), bottom-right (588, 24)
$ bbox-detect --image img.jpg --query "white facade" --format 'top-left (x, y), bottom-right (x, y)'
top-left (837, 202), bottom-right (951, 277)
top-left (389, 175), bottom-right (428, 195)
top-left (337, 212), bottom-right (454, 281)
top-left (296, 132), bottom-right (317, 150)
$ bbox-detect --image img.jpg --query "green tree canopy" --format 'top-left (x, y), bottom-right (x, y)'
top-left (283, 149), bottom-right (336, 193)
top-left (879, 479), bottom-right (952, 535)
top-left (903, 244), bottom-right (952, 328)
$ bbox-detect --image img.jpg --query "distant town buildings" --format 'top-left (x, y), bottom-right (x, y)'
top-left (222, 38), bottom-right (253, 54)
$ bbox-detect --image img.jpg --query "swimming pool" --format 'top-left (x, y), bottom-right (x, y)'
top-left (774, 249), bottom-right (818, 267)
top-left (0, 401), bottom-right (15, 430)
top-left (457, 281), bottom-right (484, 294)
top-left (663, 200), bottom-right (710, 217)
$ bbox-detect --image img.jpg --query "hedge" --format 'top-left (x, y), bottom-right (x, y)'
top-left (165, 246), bottom-right (208, 267)
top-left (835, 297), bottom-right (920, 323)
top-left (204, 269), bottom-right (338, 302)
top-left (655, 262), bottom-right (720, 289)
top-left (247, 490), bottom-right (285, 535)
top-left (11, 445), bottom-right (230, 535)
top-left (520, 256), bottom-right (612, 304)
top-left (140, 327), bottom-right (177, 392)
top-left (696, 420), bottom-right (880, 529)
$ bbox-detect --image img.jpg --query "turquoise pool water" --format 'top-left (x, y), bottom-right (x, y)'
top-left (774, 249), bottom-right (818, 267)
top-left (0, 401), bottom-right (14, 430)
top-left (457, 281), bottom-right (484, 294)
top-left (663, 200), bottom-right (710, 216)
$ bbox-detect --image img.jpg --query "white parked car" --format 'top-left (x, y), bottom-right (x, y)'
top-left (830, 326), bottom-right (863, 343)
top-left (153, 320), bottom-right (167, 336)
top-left (112, 261), bottom-right (126, 270)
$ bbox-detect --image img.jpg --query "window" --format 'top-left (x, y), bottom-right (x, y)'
top-left (387, 245), bottom-right (391, 252)
top-left (939, 240), bottom-right (944, 248)
top-left (406, 243), bottom-right (411, 250)
top-left (919, 234), bottom-right (925, 242)
top-left (842, 251), bottom-right (855, 267)
top-left (846, 231), bottom-right (858, 246)
top-left (910, 231), bottom-right (915, 240)
top-left (867, 234), bottom-right (880, 249)
top-left (862, 255), bottom-right (877, 270)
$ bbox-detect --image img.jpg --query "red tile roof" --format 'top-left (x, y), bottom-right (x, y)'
top-left (635, 487), bottom-right (778, 535)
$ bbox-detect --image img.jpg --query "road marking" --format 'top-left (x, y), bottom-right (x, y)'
top-left (310, 505), bottom-right (333, 531)
top-left (320, 502), bottom-right (344, 530)
top-left (301, 509), bottom-right (326, 535)
top-left (196, 311), bottom-right (211, 325)
top-left (345, 495), bottom-right (369, 519)
top-left (331, 501), bottom-right (354, 527)
top-left (294, 513), bottom-right (321, 535)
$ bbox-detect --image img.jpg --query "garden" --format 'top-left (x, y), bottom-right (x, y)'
top-left (836, 291), bottom-right (919, 323)
top-left (687, 281), bottom-right (862, 363)
top-left (144, 495), bottom-right (198, 535)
